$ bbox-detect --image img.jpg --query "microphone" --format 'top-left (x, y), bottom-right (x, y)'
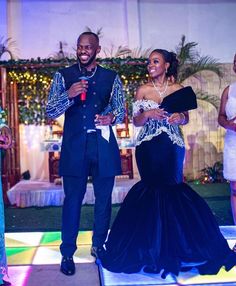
top-left (79, 67), bottom-right (88, 101)
top-left (80, 77), bottom-right (87, 101)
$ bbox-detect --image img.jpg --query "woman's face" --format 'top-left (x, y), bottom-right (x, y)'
top-left (147, 52), bottom-right (169, 79)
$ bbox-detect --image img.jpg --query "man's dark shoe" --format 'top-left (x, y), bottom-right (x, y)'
top-left (90, 246), bottom-right (105, 259)
top-left (60, 256), bottom-right (75, 276)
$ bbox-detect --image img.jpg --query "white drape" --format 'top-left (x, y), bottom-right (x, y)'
top-left (19, 124), bottom-right (139, 181)
top-left (19, 124), bottom-right (49, 181)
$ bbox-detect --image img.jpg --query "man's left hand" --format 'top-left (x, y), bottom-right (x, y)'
top-left (95, 114), bottom-right (114, 126)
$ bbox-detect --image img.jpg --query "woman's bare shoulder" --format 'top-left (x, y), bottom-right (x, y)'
top-left (135, 83), bottom-right (150, 100)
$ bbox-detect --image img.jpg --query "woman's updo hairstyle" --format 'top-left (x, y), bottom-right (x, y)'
top-left (151, 49), bottom-right (179, 81)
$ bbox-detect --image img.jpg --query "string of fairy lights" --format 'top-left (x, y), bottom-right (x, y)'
top-left (2, 58), bottom-right (148, 125)
top-left (0, 58), bottom-right (226, 184)
top-left (8, 70), bottom-right (53, 125)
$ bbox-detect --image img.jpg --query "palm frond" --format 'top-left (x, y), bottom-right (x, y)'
top-left (128, 47), bottom-right (152, 58)
top-left (102, 46), bottom-right (114, 58)
top-left (49, 41), bottom-right (76, 61)
top-left (96, 27), bottom-right (103, 38)
top-left (84, 26), bottom-right (92, 33)
top-left (175, 35), bottom-right (223, 83)
top-left (114, 46), bottom-right (132, 58)
top-left (0, 36), bottom-right (18, 59)
top-left (103, 46), bottom-right (152, 59)
top-left (195, 90), bottom-right (220, 109)
top-left (178, 59), bottom-right (223, 83)
top-left (193, 56), bottom-right (223, 77)
top-left (84, 26), bottom-right (103, 38)
top-left (175, 35), bottom-right (199, 66)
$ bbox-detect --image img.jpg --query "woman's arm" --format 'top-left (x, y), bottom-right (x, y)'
top-left (133, 86), bottom-right (167, 127)
top-left (168, 111), bottom-right (189, 125)
top-left (218, 86), bottom-right (236, 131)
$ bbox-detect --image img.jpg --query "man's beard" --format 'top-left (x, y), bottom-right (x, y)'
top-left (77, 50), bottom-right (97, 68)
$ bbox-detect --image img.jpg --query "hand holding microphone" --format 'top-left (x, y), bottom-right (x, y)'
top-left (79, 66), bottom-right (89, 101)
top-left (79, 76), bottom-right (88, 101)
top-left (67, 80), bottom-right (88, 99)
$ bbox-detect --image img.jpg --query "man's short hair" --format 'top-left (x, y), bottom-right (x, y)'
top-left (77, 32), bottom-right (99, 44)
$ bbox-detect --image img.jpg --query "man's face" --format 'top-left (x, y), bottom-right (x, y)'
top-left (77, 35), bottom-right (101, 68)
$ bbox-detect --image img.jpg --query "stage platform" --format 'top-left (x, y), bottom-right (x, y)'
top-left (4, 226), bottom-right (236, 286)
top-left (7, 178), bottom-right (139, 208)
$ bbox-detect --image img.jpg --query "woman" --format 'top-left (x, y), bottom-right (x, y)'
top-left (0, 110), bottom-right (12, 286)
top-left (100, 49), bottom-right (236, 278)
top-left (218, 53), bottom-right (236, 251)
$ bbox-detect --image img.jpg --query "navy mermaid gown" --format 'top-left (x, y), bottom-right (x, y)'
top-left (101, 88), bottom-right (236, 277)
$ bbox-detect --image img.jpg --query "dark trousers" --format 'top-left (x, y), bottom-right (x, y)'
top-left (60, 133), bottom-right (115, 257)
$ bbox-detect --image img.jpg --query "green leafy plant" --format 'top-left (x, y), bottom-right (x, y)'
top-left (49, 41), bottom-right (74, 61)
top-left (195, 90), bottom-right (220, 109)
top-left (200, 161), bottom-right (225, 183)
top-left (0, 36), bottom-right (18, 59)
top-left (175, 35), bottom-right (223, 83)
top-left (175, 35), bottom-right (223, 109)
top-left (0, 35), bottom-right (224, 124)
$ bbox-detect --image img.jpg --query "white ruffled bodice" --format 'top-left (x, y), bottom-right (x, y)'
top-left (133, 100), bottom-right (184, 147)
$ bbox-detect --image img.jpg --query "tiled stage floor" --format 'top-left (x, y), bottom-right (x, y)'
top-left (5, 231), bottom-right (99, 286)
top-left (5, 227), bottom-right (236, 286)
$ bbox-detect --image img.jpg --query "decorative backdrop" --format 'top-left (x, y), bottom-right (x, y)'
top-left (0, 59), bottom-right (236, 182)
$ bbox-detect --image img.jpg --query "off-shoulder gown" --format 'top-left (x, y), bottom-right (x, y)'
top-left (100, 88), bottom-right (236, 278)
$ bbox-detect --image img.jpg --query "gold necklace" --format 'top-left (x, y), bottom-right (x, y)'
top-left (151, 79), bottom-right (168, 98)
top-left (78, 63), bottom-right (97, 78)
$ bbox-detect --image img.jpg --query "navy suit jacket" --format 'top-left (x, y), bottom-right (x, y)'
top-left (52, 64), bottom-right (123, 178)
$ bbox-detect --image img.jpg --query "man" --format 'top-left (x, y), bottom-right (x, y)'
top-left (46, 32), bottom-right (125, 276)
